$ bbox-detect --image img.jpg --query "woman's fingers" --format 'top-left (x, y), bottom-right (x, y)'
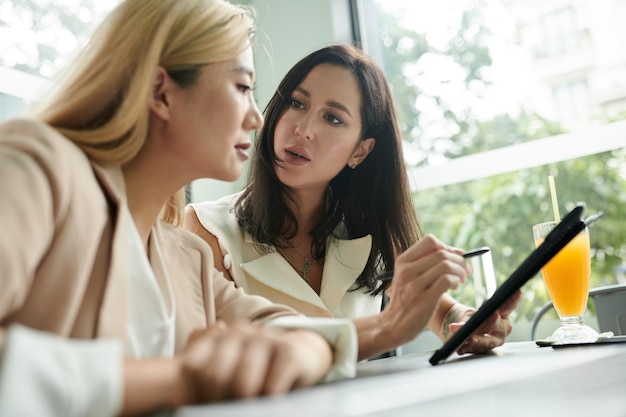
top-left (396, 234), bottom-right (460, 264)
top-left (457, 332), bottom-right (503, 355)
top-left (498, 290), bottom-right (522, 318)
top-left (388, 236), bottom-right (472, 305)
top-left (233, 339), bottom-right (272, 398)
top-left (261, 342), bottom-right (302, 395)
top-left (448, 303), bottom-right (516, 355)
top-left (181, 322), bottom-right (323, 403)
top-left (393, 250), bottom-right (469, 300)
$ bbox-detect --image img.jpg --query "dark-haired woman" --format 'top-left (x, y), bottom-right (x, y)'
top-left (184, 44), bottom-right (519, 361)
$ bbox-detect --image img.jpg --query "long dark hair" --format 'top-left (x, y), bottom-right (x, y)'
top-left (235, 44), bottom-right (422, 294)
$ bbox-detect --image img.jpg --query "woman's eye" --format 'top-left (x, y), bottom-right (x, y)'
top-left (290, 98), bottom-right (305, 109)
top-left (325, 113), bottom-right (343, 125)
top-left (238, 84), bottom-right (252, 93)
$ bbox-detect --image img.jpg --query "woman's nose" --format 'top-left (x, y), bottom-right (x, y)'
top-left (294, 117), bottom-right (313, 140)
top-left (248, 99), bottom-right (264, 131)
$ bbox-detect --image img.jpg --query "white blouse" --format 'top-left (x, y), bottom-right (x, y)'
top-left (125, 214), bottom-right (176, 358)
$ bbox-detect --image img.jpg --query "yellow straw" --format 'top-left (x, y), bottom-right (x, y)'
top-left (548, 175), bottom-right (561, 223)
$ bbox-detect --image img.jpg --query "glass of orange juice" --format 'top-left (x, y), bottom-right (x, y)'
top-left (532, 221), bottom-right (599, 343)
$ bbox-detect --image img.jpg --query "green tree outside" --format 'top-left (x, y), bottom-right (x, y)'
top-left (373, 1), bottom-right (626, 323)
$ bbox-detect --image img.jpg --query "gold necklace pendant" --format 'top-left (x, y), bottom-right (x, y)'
top-left (277, 247), bottom-right (313, 282)
top-left (302, 257), bottom-right (312, 282)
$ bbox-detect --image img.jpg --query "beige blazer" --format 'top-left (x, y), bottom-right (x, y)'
top-left (187, 194), bottom-right (383, 319)
top-left (0, 119), bottom-right (297, 352)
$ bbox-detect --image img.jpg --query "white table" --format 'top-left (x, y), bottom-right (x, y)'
top-left (175, 341), bottom-right (626, 417)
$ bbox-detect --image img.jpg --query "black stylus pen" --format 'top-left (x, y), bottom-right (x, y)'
top-left (375, 246), bottom-right (490, 282)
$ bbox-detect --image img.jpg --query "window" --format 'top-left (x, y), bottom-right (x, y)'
top-left (538, 6), bottom-right (580, 58)
top-left (552, 78), bottom-right (589, 127)
top-left (0, 66), bottom-right (42, 120)
top-left (361, 0), bottom-right (626, 331)
top-left (0, 0), bottom-right (121, 119)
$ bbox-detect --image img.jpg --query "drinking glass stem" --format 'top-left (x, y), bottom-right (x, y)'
top-left (560, 315), bottom-right (585, 326)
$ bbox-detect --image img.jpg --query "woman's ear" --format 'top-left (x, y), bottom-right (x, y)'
top-left (149, 66), bottom-right (171, 121)
top-left (348, 137), bottom-right (375, 168)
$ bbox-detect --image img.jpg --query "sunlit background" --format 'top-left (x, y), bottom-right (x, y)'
top-left (2, 0), bottom-right (625, 342)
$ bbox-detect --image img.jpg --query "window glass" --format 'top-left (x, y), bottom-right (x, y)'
top-left (538, 6), bottom-right (579, 58)
top-left (552, 78), bottom-right (589, 127)
top-left (0, 93), bottom-right (27, 121)
top-left (364, 0), bottom-right (626, 332)
top-left (0, 0), bottom-right (120, 120)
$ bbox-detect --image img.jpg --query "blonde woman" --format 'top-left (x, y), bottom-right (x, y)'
top-left (0, 1), bottom-right (357, 415)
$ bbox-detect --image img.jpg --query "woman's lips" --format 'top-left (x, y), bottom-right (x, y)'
top-left (283, 148), bottom-right (310, 166)
top-left (235, 142), bottom-right (251, 160)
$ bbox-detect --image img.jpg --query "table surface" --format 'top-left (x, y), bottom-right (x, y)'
top-left (175, 341), bottom-right (626, 417)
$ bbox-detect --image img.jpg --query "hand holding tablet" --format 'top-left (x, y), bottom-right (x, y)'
top-left (429, 204), bottom-right (603, 365)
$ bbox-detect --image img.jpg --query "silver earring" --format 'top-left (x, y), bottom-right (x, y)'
top-left (350, 163), bottom-right (357, 169)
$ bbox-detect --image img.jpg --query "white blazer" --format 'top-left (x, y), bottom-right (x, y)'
top-left (188, 193), bottom-right (383, 319)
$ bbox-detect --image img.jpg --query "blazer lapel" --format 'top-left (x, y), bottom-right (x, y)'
top-left (241, 251), bottom-right (329, 312)
top-left (320, 235), bottom-right (372, 315)
top-left (91, 164), bottom-right (129, 339)
top-left (241, 233), bottom-right (372, 316)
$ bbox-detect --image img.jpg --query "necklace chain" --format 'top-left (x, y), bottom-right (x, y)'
top-left (301, 257), bottom-right (312, 281)
top-left (277, 247), bottom-right (313, 282)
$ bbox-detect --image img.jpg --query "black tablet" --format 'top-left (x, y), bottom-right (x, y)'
top-left (429, 204), bottom-right (603, 365)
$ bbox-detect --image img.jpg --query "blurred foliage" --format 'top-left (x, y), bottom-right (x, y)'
top-left (0, 0), bottom-right (115, 77)
top-left (414, 149), bottom-right (626, 321)
top-left (373, 0), bottom-right (626, 322)
top-left (375, 0), bottom-right (496, 165)
top-left (375, 6), bottom-right (430, 141)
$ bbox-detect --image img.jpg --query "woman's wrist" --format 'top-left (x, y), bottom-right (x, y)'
top-left (121, 357), bottom-right (197, 416)
top-left (283, 329), bottom-right (333, 384)
top-left (441, 303), bottom-right (463, 341)
top-left (170, 356), bottom-right (199, 408)
top-left (376, 308), bottom-right (407, 347)
top-left (352, 310), bottom-right (404, 361)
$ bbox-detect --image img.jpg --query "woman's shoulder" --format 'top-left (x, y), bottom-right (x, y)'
top-left (187, 192), bottom-right (241, 230)
top-left (0, 118), bottom-right (48, 135)
top-left (2, 118), bottom-right (60, 141)
top-left (0, 118), bottom-right (86, 161)
top-left (157, 219), bottom-right (214, 256)
top-left (190, 192), bottom-right (238, 211)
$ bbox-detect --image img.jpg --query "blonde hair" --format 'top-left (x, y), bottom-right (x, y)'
top-left (31, 0), bottom-right (255, 225)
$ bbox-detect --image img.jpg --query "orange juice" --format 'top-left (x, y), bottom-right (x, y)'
top-left (534, 231), bottom-right (591, 317)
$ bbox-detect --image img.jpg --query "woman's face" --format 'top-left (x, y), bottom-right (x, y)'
top-left (273, 63), bottom-right (374, 193)
top-left (166, 46), bottom-right (263, 182)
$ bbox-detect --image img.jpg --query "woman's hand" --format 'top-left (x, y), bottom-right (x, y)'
top-left (445, 290), bottom-right (522, 355)
top-left (180, 320), bottom-right (332, 403)
top-left (379, 235), bottom-right (472, 349)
